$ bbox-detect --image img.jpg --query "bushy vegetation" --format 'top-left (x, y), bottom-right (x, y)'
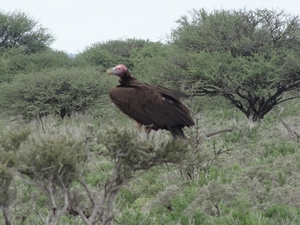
top-left (75, 38), bottom-right (151, 70)
top-left (0, 67), bottom-right (114, 119)
top-left (0, 10), bottom-right (54, 53)
top-left (1, 7), bottom-right (300, 225)
top-left (169, 8), bottom-right (300, 121)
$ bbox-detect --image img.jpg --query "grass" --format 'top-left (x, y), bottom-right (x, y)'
top-left (1, 97), bottom-right (300, 224)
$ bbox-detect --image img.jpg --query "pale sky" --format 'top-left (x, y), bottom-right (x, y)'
top-left (2, 0), bottom-right (300, 53)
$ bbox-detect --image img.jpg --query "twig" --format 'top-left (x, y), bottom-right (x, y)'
top-left (15, 170), bottom-right (44, 190)
top-left (73, 205), bottom-right (91, 225)
top-left (78, 178), bottom-right (95, 207)
top-left (278, 107), bottom-right (300, 142)
top-left (55, 174), bottom-right (69, 221)
top-left (1, 206), bottom-right (13, 225)
top-left (205, 129), bottom-right (233, 137)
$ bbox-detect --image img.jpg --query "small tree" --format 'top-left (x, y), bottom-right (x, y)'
top-left (0, 125), bottom-right (31, 225)
top-left (75, 38), bottom-right (151, 70)
top-left (0, 10), bottom-right (54, 53)
top-left (0, 10), bottom-right (57, 83)
top-left (129, 42), bottom-right (184, 87)
top-left (170, 8), bottom-right (300, 121)
top-left (0, 116), bottom-right (206, 225)
top-left (5, 50), bottom-right (72, 76)
top-left (69, 125), bottom-right (205, 225)
top-left (0, 67), bottom-right (114, 119)
top-left (16, 121), bottom-right (87, 225)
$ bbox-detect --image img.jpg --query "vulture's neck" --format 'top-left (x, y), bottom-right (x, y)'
top-left (118, 75), bottom-right (137, 87)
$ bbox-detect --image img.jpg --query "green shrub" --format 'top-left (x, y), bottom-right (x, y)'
top-left (262, 142), bottom-right (298, 157)
top-left (0, 48), bottom-right (73, 83)
top-left (75, 38), bottom-right (151, 70)
top-left (0, 67), bottom-right (114, 119)
top-left (264, 205), bottom-right (295, 221)
top-left (118, 188), bottom-right (139, 206)
top-left (6, 50), bottom-right (72, 75)
top-left (117, 210), bottom-right (152, 225)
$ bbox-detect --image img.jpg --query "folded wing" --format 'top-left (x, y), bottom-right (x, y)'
top-left (109, 85), bottom-right (194, 138)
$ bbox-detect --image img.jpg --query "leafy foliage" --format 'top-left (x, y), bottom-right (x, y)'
top-left (129, 43), bottom-right (186, 87)
top-left (0, 125), bottom-right (31, 225)
top-left (19, 126), bottom-right (87, 183)
top-left (0, 67), bottom-right (113, 119)
top-left (103, 126), bottom-right (201, 173)
top-left (0, 49), bottom-right (73, 83)
top-left (4, 49), bottom-right (72, 76)
top-left (75, 38), bottom-right (151, 70)
top-left (0, 116), bottom-right (208, 225)
top-left (0, 10), bottom-right (54, 53)
top-left (170, 8), bottom-right (300, 121)
top-left (0, 100), bottom-right (300, 224)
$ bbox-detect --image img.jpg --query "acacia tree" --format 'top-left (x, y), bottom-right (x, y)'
top-left (76, 38), bottom-right (151, 70)
top-left (0, 10), bottom-right (54, 53)
top-left (0, 116), bottom-right (207, 225)
top-left (170, 8), bottom-right (300, 121)
top-left (69, 126), bottom-right (202, 225)
top-left (0, 67), bottom-right (114, 119)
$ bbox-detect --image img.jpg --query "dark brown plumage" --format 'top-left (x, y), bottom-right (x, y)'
top-left (107, 64), bottom-right (194, 139)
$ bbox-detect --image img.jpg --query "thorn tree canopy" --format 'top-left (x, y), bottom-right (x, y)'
top-left (0, 10), bottom-right (54, 53)
top-left (76, 38), bottom-right (150, 70)
top-left (170, 8), bottom-right (300, 121)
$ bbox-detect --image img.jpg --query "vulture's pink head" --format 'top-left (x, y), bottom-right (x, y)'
top-left (107, 64), bottom-right (130, 78)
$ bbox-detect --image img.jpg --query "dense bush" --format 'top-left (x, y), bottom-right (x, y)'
top-left (0, 48), bottom-right (74, 83)
top-left (0, 10), bottom-right (54, 53)
top-left (5, 50), bottom-right (73, 76)
top-left (75, 38), bottom-right (151, 70)
top-left (0, 67), bottom-right (114, 119)
top-left (73, 38), bottom-right (183, 85)
top-left (169, 8), bottom-right (300, 121)
top-left (0, 115), bottom-right (208, 225)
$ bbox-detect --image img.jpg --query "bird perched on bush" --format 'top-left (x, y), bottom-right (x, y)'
top-left (107, 64), bottom-right (194, 139)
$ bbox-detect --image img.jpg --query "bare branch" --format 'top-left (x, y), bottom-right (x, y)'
top-left (73, 205), bottom-right (91, 225)
top-left (1, 206), bottom-right (13, 225)
top-left (14, 170), bottom-right (44, 190)
top-left (278, 107), bottom-right (300, 142)
top-left (55, 174), bottom-right (69, 221)
top-left (45, 175), bottom-right (56, 216)
top-left (277, 95), bottom-right (300, 104)
top-left (38, 210), bottom-right (46, 223)
top-left (78, 178), bottom-right (95, 207)
top-left (205, 129), bottom-right (233, 137)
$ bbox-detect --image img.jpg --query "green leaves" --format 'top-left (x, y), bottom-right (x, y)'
top-left (169, 8), bottom-right (300, 121)
top-left (19, 122), bottom-right (87, 183)
top-left (0, 125), bottom-right (31, 210)
top-left (0, 67), bottom-right (113, 119)
top-left (76, 38), bottom-right (151, 70)
top-left (0, 10), bottom-right (54, 53)
top-left (102, 126), bottom-right (192, 173)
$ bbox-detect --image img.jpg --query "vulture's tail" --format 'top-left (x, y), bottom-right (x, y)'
top-left (169, 126), bottom-right (186, 139)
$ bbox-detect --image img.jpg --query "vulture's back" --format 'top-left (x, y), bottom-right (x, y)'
top-left (109, 81), bottom-right (194, 139)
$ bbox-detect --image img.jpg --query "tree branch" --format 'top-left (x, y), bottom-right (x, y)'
top-left (205, 129), bottom-right (233, 137)
top-left (1, 206), bottom-right (13, 225)
top-left (78, 178), bottom-right (95, 207)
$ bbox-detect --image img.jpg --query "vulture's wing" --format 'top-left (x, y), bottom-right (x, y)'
top-left (154, 85), bottom-right (189, 99)
top-left (109, 85), bottom-right (194, 130)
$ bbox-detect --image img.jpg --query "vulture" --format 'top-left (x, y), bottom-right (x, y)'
top-left (107, 64), bottom-right (194, 139)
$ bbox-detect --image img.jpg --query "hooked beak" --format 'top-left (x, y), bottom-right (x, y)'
top-left (106, 68), bottom-right (114, 75)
